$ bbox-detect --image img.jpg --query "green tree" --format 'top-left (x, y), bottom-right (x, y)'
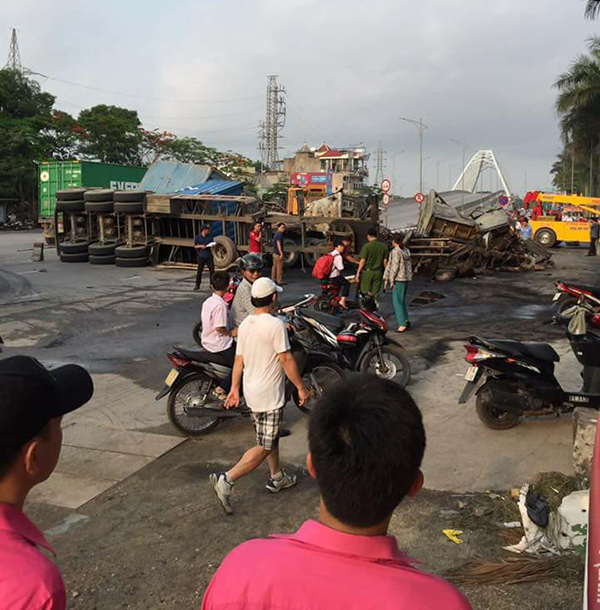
top-left (550, 149), bottom-right (588, 194)
top-left (586, 0), bottom-right (600, 19)
top-left (78, 105), bottom-right (142, 165)
top-left (44, 110), bottom-right (83, 160)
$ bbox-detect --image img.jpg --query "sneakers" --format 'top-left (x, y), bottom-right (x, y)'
top-left (209, 472), bottom-right (233, 514)
top-left (266, 470), bottom-right (297, 493)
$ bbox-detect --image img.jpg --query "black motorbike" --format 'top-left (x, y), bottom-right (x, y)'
top-left (156, 315), bottom-right (345, 436)
top-left (292, 306), bottom-right (411, 388)
top-left (458, 301), bottom-right (600, 430)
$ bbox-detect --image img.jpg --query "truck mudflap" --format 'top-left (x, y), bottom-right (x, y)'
top-left (458, 367), bottom-right (486, 404)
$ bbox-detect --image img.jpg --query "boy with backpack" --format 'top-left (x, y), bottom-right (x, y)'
top-left (312, 239), bottom-right (349, 309)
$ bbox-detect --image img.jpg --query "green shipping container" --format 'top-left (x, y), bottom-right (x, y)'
top-left (38, 160), bottom-right (147, 219)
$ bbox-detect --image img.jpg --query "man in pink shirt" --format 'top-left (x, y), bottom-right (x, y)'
top-left (203, 375), bottom-right (472, 610)
top-left (0, 355), bottom-right (94, 609)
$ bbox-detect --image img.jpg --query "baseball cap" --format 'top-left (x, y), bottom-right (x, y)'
top-left (251, 277), bottom-right (283, 299)
top-left (0, 356), bottom-right (94, 451)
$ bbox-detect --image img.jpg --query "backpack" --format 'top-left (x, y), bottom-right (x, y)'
top-left (312, 253), bottom-right (335, 280)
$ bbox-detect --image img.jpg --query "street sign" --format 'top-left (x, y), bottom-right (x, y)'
top-left (382, 193), bottom-right (390, 207)
top-left (414, 192), bottom-right (425, 204)
top-left (381, 179), bottom-right (391, 193)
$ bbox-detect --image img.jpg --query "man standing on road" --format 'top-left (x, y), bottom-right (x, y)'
top-left (271, 223), bottom-right (286, 286)
top-left (230, 254), bottom-right (263, 329)
top-left (589, 217), bottom-right (599, 256)
top-left (519, 217), bottom-right (533, 241)
top-left (0, 356), bottom-right (94, 610)
top-left (203, 375), bottom-right (472, 610)
top-left (356, 228), bottom-right (388, 301)
top-left (209, 277), bottom-right (309, 515)
top-left (194, 225), bottom-right (214, 291)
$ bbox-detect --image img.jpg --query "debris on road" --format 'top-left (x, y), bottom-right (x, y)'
top-left (443, 529), bottom-right (465, 544)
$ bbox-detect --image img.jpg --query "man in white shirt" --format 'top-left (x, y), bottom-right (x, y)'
top-left (209, 278), bottom-right (309, 515)
top-left (329, 239), bottom-right (350, 309)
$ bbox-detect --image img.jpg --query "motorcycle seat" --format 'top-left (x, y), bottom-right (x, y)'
top-left (297, 307), bottom-right (345, 331)
top-left (564, 283), bottom-right (600, 297)
top-left (174, 345), bottom-right (233, 367)
top-left (474, 337), bottom-right (560, 363)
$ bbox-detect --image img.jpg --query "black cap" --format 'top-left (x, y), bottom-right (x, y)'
top-left (0, 356), bottom-right (94, 451)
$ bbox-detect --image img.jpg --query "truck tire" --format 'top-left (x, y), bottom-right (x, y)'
top-left (89, 242), bottom-right (117, 256)
top-left (60, 252), bottom-right (89, 263)
top-left (116, 256), bottom-right (149, 268)
top-left (85, 200), bottom-right (114, 213)
top-left (304, 238), bottom-right (325, 266)
top-left (84, 189), bottom-right (115, 202)
top-left (90, 254), bottom-right (116, 265)
top-left (115, 245), bottom-right (148, 258)
top-left (534, 228), bottom-right (557, 248)
top-left (56, 200), bottom-right (85, 212)
top-left (283, 239), bottom-right (300, 268)
top-left (59, 242), bottom-right (89, 254)
top-left (213, 235), bottom-right (237, 269)
top-left (114, 201), bottom-right (145, 213)
top-left (56, 188), bottom-right (87, 201)
top-left (114, 190), bottom-right (146, 203)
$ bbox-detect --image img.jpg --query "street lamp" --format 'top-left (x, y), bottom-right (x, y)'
top-left (399, 116), bottom-right (428, 194)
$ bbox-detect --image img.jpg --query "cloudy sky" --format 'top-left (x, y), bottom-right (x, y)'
top-left (3, 0), bottom-right (598, 195)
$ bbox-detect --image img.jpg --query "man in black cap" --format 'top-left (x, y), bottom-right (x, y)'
top-left (194, 224), bottom-right (215, 290)
top-left (0, 356), bottom-right (93, 610)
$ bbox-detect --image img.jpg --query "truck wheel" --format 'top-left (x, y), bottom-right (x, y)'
top-left (85, 200), bottom-right (114, 213)
top-left (84, 189), bottom-right (115, 202)
top-left (534, 228), bottom-right (556, 248)
top-left (90, 254), bottom-right (116, 265)
top-left (114, 201), bottom-right (145, 213)
top-left (115, 256), bottom-right (148, 268)
top-left (115, 245), bottom-right (148, 258)
top-left (283, 239), bottom-right (299, 267)
top-left (56, 200), bottom-right (86, 212)
top-left (114, 190), bottom-right (146, 203)
top-left (56, 188), bottom-right (87, 201)
top-left (213, 235), bottom-right (236, 268)
top-left (60, 242), bottom-right (89, 254)
top-left (60, 252), bottom-right (89, 263)
top-left (475, 381), bottom-right (521, 430)
top-left (304, 238), bottom-right (325, 266)
top-left (89, 242), bottom-right (116, 256)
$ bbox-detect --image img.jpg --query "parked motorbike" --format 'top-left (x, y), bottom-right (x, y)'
top-left (157, 312), bottom-right (344, 436)
top-left (458, 300), bottom-right (600, 430)
top-left (314, 278), bottom-right (377, 314)
top-left (553, 280), bottom-right (600, 315)
top-left (293, 306), bottom-right (411, 387)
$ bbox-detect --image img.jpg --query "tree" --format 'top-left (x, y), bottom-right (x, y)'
top-left (43, 110), bottom-right (84, 160)
top-left (586, 0), bottom-right (600, 19)
top-left (78, 105), bottom-right (143, 165)
top-left (550, 149), bottom-right (587, 194)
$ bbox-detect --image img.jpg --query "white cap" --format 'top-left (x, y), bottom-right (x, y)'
top-left (251, 277), bottom-right (283, 299)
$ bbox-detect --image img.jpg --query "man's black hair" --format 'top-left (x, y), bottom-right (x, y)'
top-left (309, 374), bottom-right (426, 528)
top-left (211, 271), bottom-right (230, 292)
top-left (391, 233), bottom-right (404, 247)
top-left (0, 416), bottom-right (50, 479)
top-left (277, 222), bottom-right (286, 230)
top-left (333, 238), bottom-right (345, 248)
top-left (201, 225), bottom-right (211, 232)
top-left (251, 293), bottom-right (276, 308)
top-left (367, 227), bottom-right (378, 237)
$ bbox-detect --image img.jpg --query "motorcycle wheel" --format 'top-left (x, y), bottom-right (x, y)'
top-left (475, 381), bottom-right (521, 430)
top-left (360, 344), bottom-right (411, 388)
top-left (192, 320), bottom-right (203, 346)
top-left (314, 299), bottom-right (333, 313)
top-left (167, 373), bottom-right (220, 436)
top-left (293, 362), bottom-right (345, 414)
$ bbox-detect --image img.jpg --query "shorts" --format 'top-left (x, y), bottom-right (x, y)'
top-left (250, 407), bottom-right (284, 451)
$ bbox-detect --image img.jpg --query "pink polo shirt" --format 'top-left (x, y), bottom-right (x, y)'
top-left (202, 519), bottom-right (471, 610)
top-left (0, 504), bottom-right (66, 610)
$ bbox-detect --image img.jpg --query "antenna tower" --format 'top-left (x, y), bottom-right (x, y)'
top-left (374, 141), bottom-right (386, 185)
top-left (4, 28), bottom-right (23, 72)
top-left (258, 75), bottom-right (286, 169)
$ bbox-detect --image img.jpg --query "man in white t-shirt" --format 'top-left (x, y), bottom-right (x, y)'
top-left (329, 239), bottom-right (350, 309)
top-left (209, 278), bottom-right (309, 515)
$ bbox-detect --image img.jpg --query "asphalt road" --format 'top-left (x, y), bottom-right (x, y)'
top-left (0, 230), bottom-right (595, 609)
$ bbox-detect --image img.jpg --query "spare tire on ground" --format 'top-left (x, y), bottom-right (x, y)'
top-left (90, 254), bottom-right (116, 265)
top-left (59, 242), bottom-right (89, 254)
top-left (60, 252), bottom-right (89, 263)
top-left (84, 200), bottom-right (114, 213)
top-left (283, 239), bottom-right (300, 268)
top-left (115, 256), bottom-right (148, 268)
top-left (89, 242), bottom-right (116, 256)
top-left (56, 188), bottom-right (87, 201)
top-left (84, 189), bottom-right (115, 202)
top-left (114, 201), bottom-right (145, 214)
top-left (115, 245), bottom-right (148, 259)
top-left (56, 199), bottom-right (86, 212)
top-left (212, 235), bottom-right (237, 269)
top-left (113, 190), bottom-right (146, 203)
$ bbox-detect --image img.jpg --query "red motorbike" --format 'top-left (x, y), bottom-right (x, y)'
top-left (553, 280), bottom-right (600, 315)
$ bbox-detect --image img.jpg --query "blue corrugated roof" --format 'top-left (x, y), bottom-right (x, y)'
top-left (139, 161), bottom-right (230, 194)
top-left (176, 180), bottom-right (244, 196)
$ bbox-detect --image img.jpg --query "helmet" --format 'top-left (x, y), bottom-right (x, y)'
top-left (239, 253), bottom-right (264, 272)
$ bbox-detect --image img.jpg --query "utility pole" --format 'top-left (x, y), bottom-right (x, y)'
top-left (258, 75), bottom-right (286, 170)
top-left (4, 28), bottom-right (23, 72)
top-left (391, 151), bottom-right (405, 196)
top-left (374, 141), bottom-right (386, 186)
top-left (590, 141), bottom-right (594, 197)
top-left (571, 149), bottom-right (575, 195)
top-left (399, 116), bottom-right (428, 194)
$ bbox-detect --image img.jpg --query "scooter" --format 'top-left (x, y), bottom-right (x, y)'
top-left (156, 311), bottom-right (344, 437)
top-left (553, 280), bottom-right (600, 314)
top-left (458, 301), bottom-right (600, 430)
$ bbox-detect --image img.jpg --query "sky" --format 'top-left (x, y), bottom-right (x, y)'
top-left (2, 0), bottom-right (598, 196)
